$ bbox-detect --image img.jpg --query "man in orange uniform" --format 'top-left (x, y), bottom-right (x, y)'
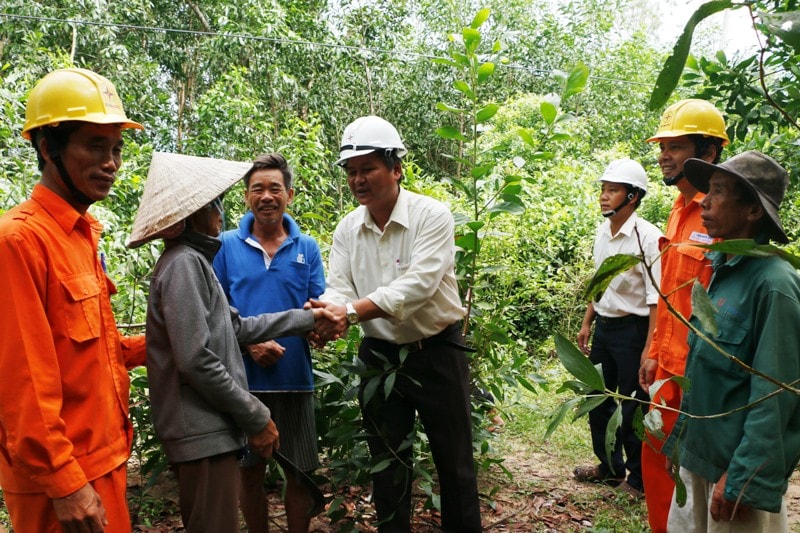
top-left (638, 99), bottom-right (728, 532)
top-left (0, 68), bottom-right (146, 532)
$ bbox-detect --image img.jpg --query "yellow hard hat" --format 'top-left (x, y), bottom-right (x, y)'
top-left (22, 68), bottom-right (144, 140)
top-left (646, 99), bottom-right (729, 146)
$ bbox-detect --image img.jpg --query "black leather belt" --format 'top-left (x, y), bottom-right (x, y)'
top-left (595, 314), bottom-right (647, 326)
top-left (367, 323), bottom-right (475, 354)
top-left (402, 324), bottom-right (458, 353)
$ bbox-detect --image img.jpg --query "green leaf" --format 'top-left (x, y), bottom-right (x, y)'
top-left (436, 102), bottom-right (464, 113)
top-left (573, 394), bottom-right (607, 419)
top-left (674, 465), bottom-right (687, 505)
top-left (516, 375), bottom-right (541, 394)
top-left (362, 376), bottom-right (380, 406)
top-left (453, 80), bottom-right (475, 99)
top-left (470, 8), bottom-right (491, 29)
top-left (451, 52), bottom-right (471, 69)
top-left (554, 332), bottom-right (605, 391)
top-left (648, 375), bottom-right (690, 399)
top-left (436, 126), bottom-right (467, 141)
top-left (691, 280), bottom-right (718, 337)
top-left (643, 407), bottom-right (665, 441)
top-left (544, 397), bottom-right (581, 441)
top-left (463, 28), bottom-right (481, 53)
top-left (604, 404), bottom-right (622, 473)
top-left (477, 62), bottom-right (495, 83)
top-left (466, 221), bottom-right (484, 232)
top-left (518, 128), bottom-right (536, 147)
top-left (563, 63), bottom-right (589, 99)
top-left (452, 211), bottom-right (471, 226)
top-left (632, 402), bottom-right (646, 441)
top-left (370, 459), bottom-right (393, 473)
top-left (470, 163), bottom-right (494, 178)
top-left (488, 201), bottom-right (526, 216)
top-left (540, 101), bottom-right (557, 125)
top-left (476, 103), bottom-right (499, 123)
top-left (557, 380), bottom-right (594, 395)
top-left (383, 371), bottom-right (396, 400)
top-left (456, 232), bottom-right (478, 251)
top-left (431, 58), bottom-right (460, 68)
top-left (548, 132), bottom-right (572, 142)
top-left (648, 0), bottom-right (735, 110)
top-left (692, 239), bottom-right (800, 270)
top-left (760, 11), bottom-right (800, 54)
top-left (582, 254), bottom-right (642, 302)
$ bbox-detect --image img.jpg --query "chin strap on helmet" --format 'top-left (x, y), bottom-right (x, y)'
top-left (42, 130), bottom-right (95, 206)
top-left (662, 171), bottom-right (685, 187)
top-left (601, 191), bottom-right (636, 218)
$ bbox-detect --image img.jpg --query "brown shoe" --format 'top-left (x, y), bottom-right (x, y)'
top-left (614, 481), bottom-right (644, 500)
top-left (573, 465), bottom-right (624, 486)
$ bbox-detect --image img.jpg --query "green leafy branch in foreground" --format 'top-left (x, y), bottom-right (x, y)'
top-left (548, 239), bottom-right (800, 456)
top-left (434, 8), bottom-right (588, 335)
top-left (650, 0), bottom-right (800, 135)
top-left (550, 239), bottom-right (800, 506)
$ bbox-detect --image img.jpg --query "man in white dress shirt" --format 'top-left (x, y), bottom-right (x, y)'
top-left (310, 115), bottom-right (482, 532)
top-left (574, 159), bottom-right (662, 500)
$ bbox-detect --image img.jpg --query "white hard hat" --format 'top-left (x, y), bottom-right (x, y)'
top-left (597, 158), bottom-right (648, 192)
top-left (336, 115), bottom-right (407, 166)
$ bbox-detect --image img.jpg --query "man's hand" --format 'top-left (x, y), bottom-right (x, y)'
top-left (711, 471), bottom-right (750, 522)
top-left (305, 299), bottom-right (348, 346)
top-left (639, 358), bottom-right (658, 390)
top-left (249, 419), bottom-right (280, 458)
top-left (247, 340), bottom-right (285, 367)
top-left (53, 483), bottom-right (108, 533)
top-left (577, 326), bottom-right (591, 355)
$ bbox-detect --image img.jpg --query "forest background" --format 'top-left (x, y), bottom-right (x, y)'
top-left (2, 0), bottom-right (800, 530)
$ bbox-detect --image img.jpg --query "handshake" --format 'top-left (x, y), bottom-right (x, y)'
top-left (305, 299), bottom-right (350, 348)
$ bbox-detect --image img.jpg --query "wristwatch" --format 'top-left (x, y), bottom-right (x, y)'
top-left (345, 302), bottom-right (360, 325)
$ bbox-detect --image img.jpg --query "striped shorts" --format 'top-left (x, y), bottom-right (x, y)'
top-left (240, 391), bottom-right (319, 471)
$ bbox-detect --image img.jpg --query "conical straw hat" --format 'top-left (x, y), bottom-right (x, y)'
top-left (127, 152), bottom-right (251, 248)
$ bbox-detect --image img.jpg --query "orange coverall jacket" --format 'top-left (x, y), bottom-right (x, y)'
top-left (0, 184), bottom-right (145, 498)
top-left (646, 192), bottom-right (714, 376)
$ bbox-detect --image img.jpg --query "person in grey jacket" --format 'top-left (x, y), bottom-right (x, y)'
top-left (128, 153), bottom-right (333, 532)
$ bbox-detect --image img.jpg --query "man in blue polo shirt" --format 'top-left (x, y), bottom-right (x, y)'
top-left (213, 153), bottom-right (325, 533)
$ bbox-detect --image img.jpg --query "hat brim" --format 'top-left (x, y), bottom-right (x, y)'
top-left (21, 116), bottom-right (144, 140)
top-left (684, 158), bottom-right (788, 244)
top-left (335, 148), bottom-right (379, 166)
top-left (127, 152), bottom-right (251, 248)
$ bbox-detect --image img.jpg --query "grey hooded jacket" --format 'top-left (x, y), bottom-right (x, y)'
top-left (146, 230), bottom-right (314, 463)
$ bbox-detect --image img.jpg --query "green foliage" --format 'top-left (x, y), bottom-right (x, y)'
top-left (648, 0), bottom-right (737, 110)
top-left (582, 254), bottom-right (643, 303)
top-left (552, 240), bottom-right (800, 458)
top-left (6, 1), bottom-right (785, 528)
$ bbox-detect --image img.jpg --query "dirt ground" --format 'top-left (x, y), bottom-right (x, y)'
top-left (127, 432), bottom-right (800, 532)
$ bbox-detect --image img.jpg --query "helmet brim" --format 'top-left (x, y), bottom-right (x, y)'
top-left (336, 148), bottom-right (381, 166)
top-left (21, 116), bottom-right (144, 141)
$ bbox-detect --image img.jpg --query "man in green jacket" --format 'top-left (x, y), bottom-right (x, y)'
top-left (663, 151), bottom-right (800, 530)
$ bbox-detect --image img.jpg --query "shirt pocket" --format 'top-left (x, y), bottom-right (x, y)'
top-left (675, 243), bottom-right (708, 283)
top-left (60, 273), bottom-right (102, 343)
top-left (286, 261), bottom-right (311, 293)
top-left (697, 313), bottom-right (748, 376)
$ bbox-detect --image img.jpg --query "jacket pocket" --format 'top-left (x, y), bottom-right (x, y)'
top-left (60, 273), bottom-right (102, 343)
top-left (698, 313), bottom-right (748, 375)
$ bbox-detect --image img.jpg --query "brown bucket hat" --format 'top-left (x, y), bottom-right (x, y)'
top-left (683, 150), bottom-right (790, 244)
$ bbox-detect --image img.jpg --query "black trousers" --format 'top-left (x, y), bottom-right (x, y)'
top-left (358, 323), bottom-right (482, 532)
top-left (588, 314), bottom-right (651, 490)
